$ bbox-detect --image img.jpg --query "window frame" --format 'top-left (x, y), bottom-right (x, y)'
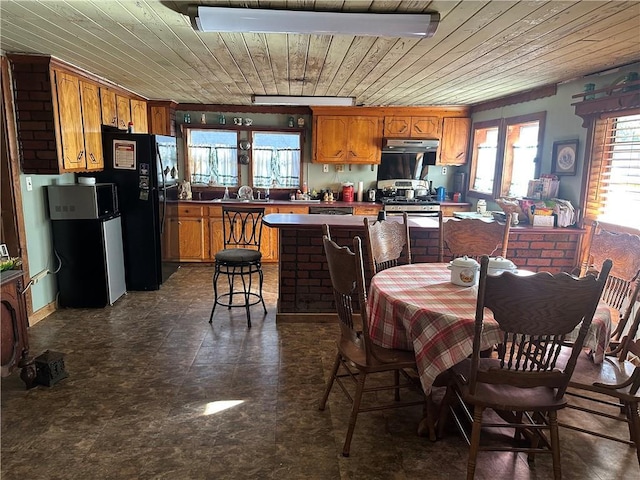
top-left (183, 126), bottom-right (240, 189)
top-left (468, 111), bottom-right (546, 200)
top-left (248, 129), bottom-right (304, 190)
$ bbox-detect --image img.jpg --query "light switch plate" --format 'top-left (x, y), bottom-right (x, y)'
top-left (323, 164), bottom-right (329, 173)
top-left (441, 167), bottom-right (447, 175)
top-left (26, 176), bottom-right (33, 191)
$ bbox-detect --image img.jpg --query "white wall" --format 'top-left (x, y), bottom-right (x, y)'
top-left (19, 172), bottom-right (75, 313)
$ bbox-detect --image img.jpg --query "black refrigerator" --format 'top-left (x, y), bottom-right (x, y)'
top-left (87, 130), bottom-right (179, 291)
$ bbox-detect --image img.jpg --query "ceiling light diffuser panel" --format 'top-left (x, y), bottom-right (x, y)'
top-left (189, 6), bottom-right (439, 38)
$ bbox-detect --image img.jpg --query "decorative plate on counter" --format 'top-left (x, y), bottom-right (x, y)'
top-left (238, 185), bottom-right (253, 200)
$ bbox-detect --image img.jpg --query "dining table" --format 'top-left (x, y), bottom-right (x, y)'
top-left (367, 263), bottom-right (613, 438)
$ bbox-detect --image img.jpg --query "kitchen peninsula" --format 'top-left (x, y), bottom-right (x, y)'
top-left (262, 213), bottom-right (585, 322)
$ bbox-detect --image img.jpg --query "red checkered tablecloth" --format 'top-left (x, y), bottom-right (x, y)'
top-left (367, 263), bottom-right (611, 394)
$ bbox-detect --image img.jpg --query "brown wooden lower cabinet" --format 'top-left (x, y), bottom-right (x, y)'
top-left (163, 205), bottom-right (209, 261)
top-left (1, 270), bottom-right (34, 387)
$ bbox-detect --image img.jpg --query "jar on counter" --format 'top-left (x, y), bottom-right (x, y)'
top-left (342, 183), bottom-right (354, 202)
top-left (477, 199), bottom-right (487, 215)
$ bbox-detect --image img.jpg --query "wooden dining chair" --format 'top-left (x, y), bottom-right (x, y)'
top-left (578, 221), bottom-right (640, 351)
top-left (319, 234), bottom-right (425, 457)
top-left (438, 213), bottom-right (512, 262)
top-left (363, 212), bottom-right (411, 275)
top-left (559, 304), bottom-right (640, 465)
top-left (437, 255), bottom-right (612, 480)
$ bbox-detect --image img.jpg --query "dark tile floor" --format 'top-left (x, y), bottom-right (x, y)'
top-left (1, 264), bottom-right (638, 479)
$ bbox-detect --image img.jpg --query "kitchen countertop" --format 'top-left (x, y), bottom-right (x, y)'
top-left (262, 213), bottom-right (439, 229)
top-left (169, 198), bottom-right (470, 208)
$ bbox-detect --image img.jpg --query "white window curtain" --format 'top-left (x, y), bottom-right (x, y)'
top-left (253, 147), bottom-right (300, 188)
top-left (188, 144), bottom-right (237, 186)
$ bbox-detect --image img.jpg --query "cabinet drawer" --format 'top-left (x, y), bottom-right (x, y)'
top-left (354, 206), bottom-right (381, 215)
top-left (277, 206), bottom-right (309, 215)
top-left (177, 204), bottom-right (204, 217)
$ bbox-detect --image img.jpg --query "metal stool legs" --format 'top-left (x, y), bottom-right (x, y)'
top-left (209, 261), bottom-right (267, 328)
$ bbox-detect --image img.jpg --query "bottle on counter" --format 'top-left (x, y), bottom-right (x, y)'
top-left (223, 187), bottom-right (230, 200)
top-left (265, 187), bottom-right (270, 200)
top-left (127, 121), bottom-right (134, 133)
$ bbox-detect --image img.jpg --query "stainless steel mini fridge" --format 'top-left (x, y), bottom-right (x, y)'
top-left (47, 184), bottom-right (126, 308)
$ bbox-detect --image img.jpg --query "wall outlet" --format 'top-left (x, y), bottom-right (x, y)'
top-left (441, 167), bottom-right (448, 175)
top-left (323, 164), bottom-right (329, 173)
top-left (26, 176), bottom-right (33, 191)
top-left (335, 165), bottom-right (344, 173)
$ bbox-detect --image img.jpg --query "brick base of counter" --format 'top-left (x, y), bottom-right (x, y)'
top-left (276, 225), bottom-right (582, 319)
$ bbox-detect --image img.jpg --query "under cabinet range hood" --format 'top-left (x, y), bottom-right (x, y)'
top-left (382, 138), bottom-right (439, 153)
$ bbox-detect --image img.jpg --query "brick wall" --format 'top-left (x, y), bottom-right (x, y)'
top-left (10, 56), bottom-right (59, 174)
top-left (277, 225), bottom-right (583, 314)
top-left (507, 232), bottom-right (580, 273)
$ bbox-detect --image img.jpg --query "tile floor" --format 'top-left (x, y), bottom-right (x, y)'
top-left (1, 264), bottom-right (639, 479)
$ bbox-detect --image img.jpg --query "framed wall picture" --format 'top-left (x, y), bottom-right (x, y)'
top-left (551, 139), bottom-right (578, 176)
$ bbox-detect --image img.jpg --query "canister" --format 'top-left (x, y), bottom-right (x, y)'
top-left (342, 183), bottom-right (354, 202)
top-left (436, 186), bottom-right (446, 201)
top-left (477, 199), bottom-right (487, 214)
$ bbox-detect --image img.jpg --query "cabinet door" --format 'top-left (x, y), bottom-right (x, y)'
top-left (411, 116), bottom-right (440, 138)
top-left (116, 95), bottom-right (131, 130)
top-left (100, 88), bottom-right (117, 127)
top-left (79, 81), bottom-right (104, 171)
top-left (1, 276), bottom-right (28, 377)
top-left (55, 71), bottom-right (85, 170)
top-left (177, 217), bottom-right (208, 261)
top-left (259, 207), bottom-right (277, 262)
top-left (439, 117), bottom-right (471, 165)
top-left (314, 116), bottom-right (349, 163)
top-left (208, 217), bottom-right (224, 260)
top-left (383, 116), bottom-right (411, 137)
top-left (150, 106), bottom-right (169, 135)
top-left (130, 99), bottom-right (148, 133)
top-left (163, 217), bottom-right (179, 260)
top-left (347, 116), bottom-right (382, 164)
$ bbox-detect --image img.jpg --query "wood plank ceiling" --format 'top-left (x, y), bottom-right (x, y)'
top-left (1, 0), bottom-right (639, 107)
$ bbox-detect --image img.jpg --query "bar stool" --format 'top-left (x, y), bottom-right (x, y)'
top-left (209, 206), bottom-right (267, 328)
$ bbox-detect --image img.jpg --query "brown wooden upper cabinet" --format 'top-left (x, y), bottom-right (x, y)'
top-left (130, 99), bottom-right (148, 134)
top-left (148, 101), bottom-right (177, 136)
top-left (438, 117), bottom-right (471, 166)
top-left (383, 116), bottom-right (441, 138)
top-left (100, 87), bottom-right (132, 130)
top-left (116, 94), bottom-right (131, 130)
top-left (100, 87), bottom-right (117, 127)
top-left (312, 115), bottom-right (383, 164)
top-left (53, 70), bottom-right (104, 171)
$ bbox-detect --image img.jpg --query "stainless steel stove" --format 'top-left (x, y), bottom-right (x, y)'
top-left (377, 179), bottom-right (441, 216)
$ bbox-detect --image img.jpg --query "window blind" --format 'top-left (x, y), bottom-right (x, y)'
top-left (586, 112), bottom-right (640, 230)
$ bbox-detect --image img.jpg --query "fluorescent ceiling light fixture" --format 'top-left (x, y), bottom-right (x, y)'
top-left (252, 96), bottom-right (355, 106)
top-left (189, 6), bottom-right (439, 38)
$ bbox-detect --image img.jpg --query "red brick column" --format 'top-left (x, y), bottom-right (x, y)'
top-left (9, 56), bottom-right (59, 174)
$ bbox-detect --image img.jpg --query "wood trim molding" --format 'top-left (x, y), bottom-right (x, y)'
top-left (470, 84), bottom-right (557, 113)
top-left (1, 56), bottom-right (32, 315)
top-left (28, 300), bottom-right (57, 326)
top-left (178, 104), bottom-right (312, 115)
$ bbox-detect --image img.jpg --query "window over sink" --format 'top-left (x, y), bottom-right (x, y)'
top-left (183, 127), bottom-right (303, 190)
top-left (185, 129), bottom-right (238, 187)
